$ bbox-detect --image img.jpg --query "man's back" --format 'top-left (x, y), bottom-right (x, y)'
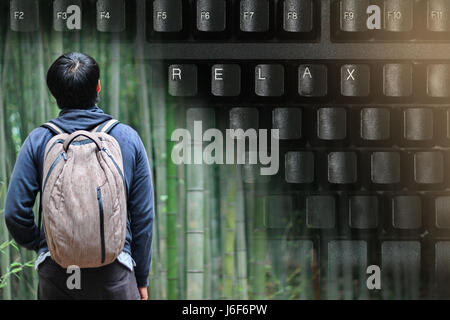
top-left (4, 53), bottom-right (153, 300)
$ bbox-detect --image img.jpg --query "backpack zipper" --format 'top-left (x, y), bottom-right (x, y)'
top-left (97, 187), bottom-right (106, 264)
top-left (42, 152), bottom-right (67, 192)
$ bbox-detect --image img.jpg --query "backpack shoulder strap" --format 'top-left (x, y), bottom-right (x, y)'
top-left (93, 119), bottom-right (120, 134)
top-left (42, 122), bottom-right (65, 135)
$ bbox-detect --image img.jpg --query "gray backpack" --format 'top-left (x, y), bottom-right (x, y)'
top-left (40, 119), bottom-right (127, 268)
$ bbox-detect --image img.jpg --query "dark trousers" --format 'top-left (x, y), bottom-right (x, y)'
top-left (37, 258), bottom-right (140, 300)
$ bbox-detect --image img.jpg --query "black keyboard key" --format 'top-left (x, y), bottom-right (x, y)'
top-left (10, 0), bottom-right (39, 32)
top-left (53, 0), bottom-right (82, 32)
top-left (230, 108), bottom-right (259, 130)
top-left (427, 64), bottom-right (450, 97)
top-left (349, 196), bottom-right (378, 229)
top-left (273, 108), bottom-right (302, 140)
top-left (435, 242), bottom-right (450, 298)
top-left (186, 108), bottom-right (216, 143)
top-left (414, 151), bottom-right (444, 184)
top-left (211, 64), bottom-right (241, 97)
top-left (383, 64), bottom-right (413, 97)
top-left (404, 108), bottom-right (434, 141)
top-left (197, 0), bottom-right (226, 32)
top-left (341, 64), bottom-right (370, 97)
top-left (265, 195), bottom-right (293, 229)
top-left (255, 64), bottom-right (284, 97)
top-left (339, 0), bottom-right (369, 32)
top-left (392, 195), bottom-right (422, 229)
top-left (360, 108), bottom-right (391, 141)
top-left (285, 151), bottom-right (314, 184)
top-left (240, 0), bottom-right (269, 32)
top-left (168, 64), bottom-right (197, 96)
top-left (327, 240), bottom-right (368, 299)
top-left (298, 64), bottom-right (328, 97)
top-left (317, 107), bottom-right (347, 140)
top-left (382, 241), bottom-right (421, 299)
top-left (427, 0), bottom-right (450, 32)
top-left (435, 196), bottom-right (450, 228)
top-left (328, 152), bottom-right (357, 184)
top-left (371, 152), bottom-right (401, 184)
top-left (384, 0), bottom-right (414, 32)
top-left (306, 195), bottom-right (336, 228)
top-left (283, 0), bottom-right (313, 33)
top-left (96, 0), bottom-right (125, 32)
top-left (153, 0), bottom-right (183, 32)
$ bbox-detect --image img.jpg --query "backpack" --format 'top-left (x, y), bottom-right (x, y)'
top-left (39, 119), bottom-right (128, 268)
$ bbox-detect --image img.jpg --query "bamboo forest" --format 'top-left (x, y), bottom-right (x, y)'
top-left (0, 6), bottom-right (321, 300)
top-left (0, 1), bottom-right (432, 301)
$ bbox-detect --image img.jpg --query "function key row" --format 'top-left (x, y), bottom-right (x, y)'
top-left (166, 62), bottom-right (450, 99)
top-left (0, 0), bottom-right (136, 35)
top-left (148, 0), bottom-right (318, 41)
top-left (334, 0), bottom-right (450, 41)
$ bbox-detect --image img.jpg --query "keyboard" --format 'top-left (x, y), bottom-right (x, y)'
top-left (150, 0), bottom-right (450, 300)
top-left (4, 0), bottom-right (450, 300)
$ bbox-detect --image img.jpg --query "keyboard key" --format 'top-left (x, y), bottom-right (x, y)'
top-left (197, 0), bottom-right (226, 32)
top-left (306, 195), bottom-right (336, 228)
top-left (283, 0), bottom-right (313, 33)
top-left (339, 0), bottom-right (369, 32)
top-left (404, 108), bottom-right (434, 141)
top-left (240, 0), bottom-right (269, 32)
top-left (371, 152), bottom-right (401, 184)
top-left (349, 196), bottom-right (378, 229)
top-left (53, 0), bottom-right (82, 32)
top-left (341, 64), bottom-right (370, 97)
top-left (285, 151), bottom-right (314, 184)
top-left (427, 64), bottom-right (450, 97)
top-left (230, 108), bottom-right (259, 130)
top-left (383, 64), bottom-right (413, 97)
top-left (360, 108), bottom-right (390, 141)
top-left (414, 151), bottom-right (444, 184)
top-left (317, 108), bottom-right (347, 140)
top-left (384, 0), bottom-right (413, 32)
top-left (153, 0), bottom-right (183, 32)
top-left (265, 195), bottom-right (293, 229)
top-left (273, 108), bottom-right (302, 140)
top-left (382, 241), bottom-right (421, 299)
top-left (211, 64), bottom-right (241, 97)
top-left (435, 242), bottom-right (450, 298)
top-left (428, 0), bottom-right (450, 32)
top-left (328, 152), bottom-right (357, 184)
top-left (96, 0), bottom-right (125, 32)
top-left (10, 0), bottom-right (39, 32)
top-left (327, 241), bottom-right (368, 299)
top-left (255, 64), bottom-right (284, 97)
top-left (168, 64), bottom-right (197, 96)
top-left (392, 196), bottom-right (422, 229)
top-left (298, 64), bottom-right (327, 97)
top-left (435, 196), bottom-right (450, 228)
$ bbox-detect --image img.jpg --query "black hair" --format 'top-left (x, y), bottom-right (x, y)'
top-left (46, 52), bottom-right (100, 109)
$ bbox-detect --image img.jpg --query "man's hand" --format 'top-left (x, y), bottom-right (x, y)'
top-left (138, 287), bottom-right (148, 300)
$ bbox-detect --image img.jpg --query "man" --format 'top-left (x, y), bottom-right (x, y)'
top-left (4, 52), bottom-right (154, 300)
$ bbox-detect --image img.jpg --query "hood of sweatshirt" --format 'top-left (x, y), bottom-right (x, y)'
top-left (48, 106), bottom-right (113, 134)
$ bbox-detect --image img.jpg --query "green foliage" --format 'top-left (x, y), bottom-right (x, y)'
top-left (0, 240), bottom-right (34, 289)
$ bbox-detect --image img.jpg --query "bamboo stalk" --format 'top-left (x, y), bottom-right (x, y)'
top-left (166, 101), bottom-right (179, 299)
top-left (149, 63), bottom-right (167, 299)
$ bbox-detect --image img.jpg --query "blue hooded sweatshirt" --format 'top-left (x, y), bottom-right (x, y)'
top-left (4, 106), bottom-right (154, 288)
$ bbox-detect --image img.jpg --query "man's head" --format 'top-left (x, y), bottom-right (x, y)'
top-left (47, 52), bottom-right (100, 110)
